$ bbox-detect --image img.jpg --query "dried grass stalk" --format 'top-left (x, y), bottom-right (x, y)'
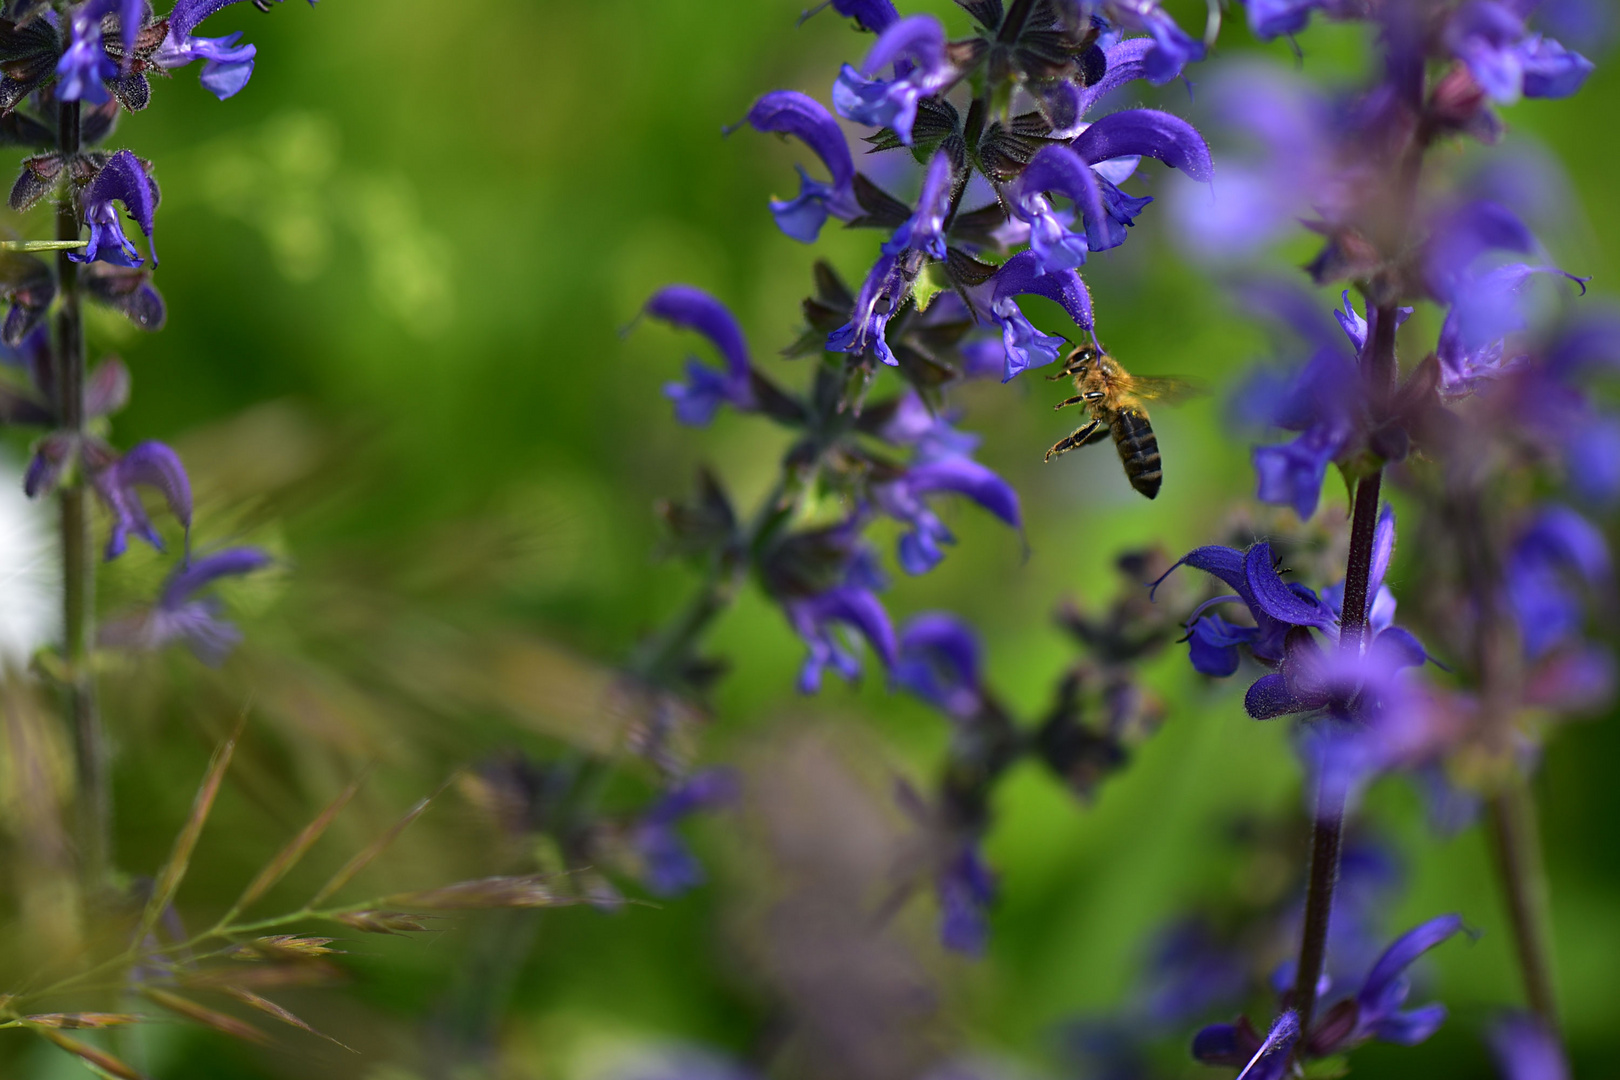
top-left (307, 780), bottom-right (450, 907)
top-left (227, 935), bottom-right (339, 962)
top-left (137, 721), bottom-right (243, 941)
top-left (21, 1014), bottom-right (143, 1029)
top-left (381, 873), bottom-right (570, 910)
top-left (36, 1028), bottom-right (149, 1080)
top-left (228, 773), bottom-right (367, 917)
top-left (142, 988), bottom-right (267, 1045)
top-left (224, 988), bottom-right (355, 1052)
top-left (331, 910), bottom-right (431, 934)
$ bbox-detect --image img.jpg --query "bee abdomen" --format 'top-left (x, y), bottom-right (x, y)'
top-left (1111, 409), bottom-right (1162, 499)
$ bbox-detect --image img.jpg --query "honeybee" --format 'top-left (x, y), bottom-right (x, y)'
top-left (1044, 344), bottom-right (1201, 500)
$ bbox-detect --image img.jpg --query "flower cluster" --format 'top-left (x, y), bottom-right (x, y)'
top-left (1137, 2), bottom-right (1606, 1075)
top-left (891, 547), bottom-right (1187, 953)
top-left (0, 0), bottom-right (318, 674)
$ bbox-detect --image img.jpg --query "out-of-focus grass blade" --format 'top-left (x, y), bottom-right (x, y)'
top-left (307, 777), bottom-right (452, 908)
top-left (137, 720), bottom-right (244, 942)
top-left (224, 988), bottom-right (355, 1052)
top-left (35, 1028), bottom-right (149, 1080)
top-left (225, 771), bottom-right (369, 921)
top-left (179, 960), bottom-right (342, 991)
top-left (381, 873), bottom-right (576, 910)
top-left (21, 1014), bottom-right (143, 1029)
top-left (142, 988), bottom-right (267, 1046)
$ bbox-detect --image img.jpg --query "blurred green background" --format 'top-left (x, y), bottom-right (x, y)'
top-left (2, 1), bottom-right (1618, 1077)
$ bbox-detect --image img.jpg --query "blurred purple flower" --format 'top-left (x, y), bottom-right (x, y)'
top-left (741, 91), bottom-right (860, 243)
top-left (800, 0), bottom-right (899, 33)
top-left (89, 440), bottom-right (191, 560)
top-left (644, 286), bottom-right (758, 426)
top-left (56, 1), bottom-right (123, 103)
top-left (104, 547), bottom-right (273, 665)
top-left (937, 841), bottom-right (995, 955)
top-left (784, 582), bottom-right (898, 694)
top-left (873, 413), bottom-right (1021, 575)
top-left (894, 612), bottom-right (982, 719)
top-left (1489, 1012), bottom-right (1570, 1080)
top-left (628, 768), bottom-right (740, 897)
top-left (1506, 504), bottom-right (1610, 659)
top-left (1445, 2), bottom-right (1594, 105)
top-left (832, 15), bottom-right (955, 145)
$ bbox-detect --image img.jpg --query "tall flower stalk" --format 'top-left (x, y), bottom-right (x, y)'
top-left (0, 0), bottom-right (315, 896)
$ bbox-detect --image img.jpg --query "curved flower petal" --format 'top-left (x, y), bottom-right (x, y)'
top-left (160, 546), bottom-right (272, 609)
top-left (884, 148), bottom-right (954, 260)
top-left (1245, 543), bottom-right (1337, 631)
top-left (895, 612), bottom-right (982, 717)
top-left (645, 286), bottom-right (751, 377)
top-left (1073, 109), bottom-right (1213, 183)
top-left (859, 13), bottom-right (946, 76)
top-left (745, 90), bottom-right (857, 242)
top-left (1358, 914), bottom-right (1465, 1018)
top-left (905, 456), bottom-right (1022, 527)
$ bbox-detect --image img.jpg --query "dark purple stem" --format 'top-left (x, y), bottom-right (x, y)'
top-left (1291, 307), bottom-right (1395, 1038)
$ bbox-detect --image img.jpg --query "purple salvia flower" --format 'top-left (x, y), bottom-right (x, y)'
top-left (827, 251), bottom-right (906, 366)
top-left (1009, 146), bottom-right (1103, 274)
top-left (799, 0), bottom-right (899, 33)
top-left (1081, 0), bottom-right (1206, 86)
top-left (872, 408), bottom-right (1021, 574)
top-left (894, 612), bottom-right (982, 720)
top-left (883, 148), bottom-right (954, 260)
top-left (1346, 914), bottom-right (1464, 1045)
top-left (57, 1), bottom-right (119, 104)
top-left (741, 91), bottom-right (860, 243)
top-left (139, 546), bottom-right (271, 664)
top-left (937, 841), bottom-right (995, 955)
top-left (1243, 0), bottom-right (1326, 40)
top-left (644, 286), bottom-right (757, 426)
top-left (1445, 2), bottom-right (1594, 105)
top-left (1192, 1010), bottom-right (1299, 1080)
top-left (89, 440), bottom-right (192, 560)
top-left (159, 0), bottom-right (318, 100)
top-left (1507, 504), bottom-right (1610, 659)
top-left (72, 150), bottom-right (159, 269)
top-left (977, 251), bottom-right (1094, 381)
top-left (784, 583), bottom-right (898, 694)
top-left (874, 455), bottom-right (1022, 574)
top-left (1489, 1013), bottom-right (1570, 1080)
top-left (628, 768), bottom-right (740, 897)
top-left (831, 14), bottom-right (954, 146)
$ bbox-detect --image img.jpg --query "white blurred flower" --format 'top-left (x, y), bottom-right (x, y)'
top-left (0, 456), bottom-right (58, 665)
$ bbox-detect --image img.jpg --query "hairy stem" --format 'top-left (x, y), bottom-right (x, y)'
top-left (1488, 745), bottom-right (1561, 1026)
top-left (54, 97), bottom-right (106, 894)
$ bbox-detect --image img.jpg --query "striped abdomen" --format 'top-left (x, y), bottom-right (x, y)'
top-left (1110, 408), bottom-right (1162, 499)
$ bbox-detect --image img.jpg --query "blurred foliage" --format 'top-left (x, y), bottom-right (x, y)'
top-left (1, 0), bottom-right (1619, 1078)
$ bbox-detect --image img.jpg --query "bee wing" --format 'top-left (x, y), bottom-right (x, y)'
top-left (1119, 374), bottom-right (1207, 403)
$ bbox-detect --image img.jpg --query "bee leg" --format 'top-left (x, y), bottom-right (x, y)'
top-left (1079, 424), bottom-right (1110, 446)
top-left (1044, 420), bottom-right (1102, 462)
top-left (1054, 394), bottom-right (1088, 410)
